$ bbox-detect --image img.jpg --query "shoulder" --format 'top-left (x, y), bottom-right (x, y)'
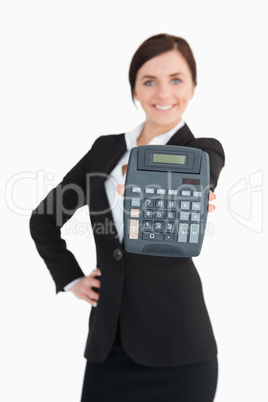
top-left (91, 133), bottom-right (125, 149)
top-left (63, 133), bottom-right (125, 178)
top-left (182, 125), bottom-right (225, 190)
top-left (189, 136), bottom-right (225, 160)
top-left (172, 123), bottom-right (225, 164)
top-left (89, 133), bottom-right (126, 161)
top-left (191, 137), bottom-right (225, 191)
top-left (189, 137), bottom-right (226, 179)
top-left (76, 133), bottom-right (125, 171)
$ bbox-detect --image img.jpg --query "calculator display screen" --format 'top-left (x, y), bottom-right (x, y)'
top-left (152, 153), bottom-right (186, 165)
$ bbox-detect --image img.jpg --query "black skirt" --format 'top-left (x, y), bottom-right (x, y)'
top-left (81, 321), bottom-right (218, 402)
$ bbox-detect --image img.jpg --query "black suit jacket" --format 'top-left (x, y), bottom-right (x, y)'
top-left (30, 123), bottom-right (225, 367)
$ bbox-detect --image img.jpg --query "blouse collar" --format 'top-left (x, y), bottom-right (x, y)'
top-left (124, 119), bottom-right (185, 151)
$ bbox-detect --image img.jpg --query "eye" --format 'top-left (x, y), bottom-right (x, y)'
top-left (172, 78), bottom-right (182, 84)
top-left (143, 80), bottom-right (155, 86)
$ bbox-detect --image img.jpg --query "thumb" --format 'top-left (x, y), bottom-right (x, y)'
top-left (116, 184), bottom-right (125, 197)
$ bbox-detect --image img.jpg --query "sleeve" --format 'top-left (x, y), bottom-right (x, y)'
top-left (29, 137), bottom-right (102, 293)
top-left (191, 138), bottom-right (225, 191)
top-left (63, 277), bottom-right (84, 292)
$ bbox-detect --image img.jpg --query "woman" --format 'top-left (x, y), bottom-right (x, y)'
top-left (30, 34), bottom-right (225, 401)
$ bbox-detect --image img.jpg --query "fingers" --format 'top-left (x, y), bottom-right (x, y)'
top-left (116, 184), bottom-right (125, 197)
top-left (87, 289), bottom-right (100, 303)
top-left (209, 190), bottom-right (216, 201)
top-left (92, 268), bottom-right (102, 277)
top-left (78, 287), bottom-right (100, 307)
top-left (88, 269), bottom-right (101, 286)
top-left (84, 270), bottom-right (101, 305)
top-left (80, 293), bottom-right (98, 307)
top-left (208, 190), bottom-right (216, 213)
top-left (208, 204), bottom-right (216, 213)
top-left (91, 278), bottom-right (101, 288)
top-left (70, 268), bottom-right (102, 307)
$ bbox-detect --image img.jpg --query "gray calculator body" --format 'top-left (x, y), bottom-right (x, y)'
top-left (123, 145), bottom-right (210, 257)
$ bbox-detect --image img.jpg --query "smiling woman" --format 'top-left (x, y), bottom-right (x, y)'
top-left (133, 50), bottom-right (196, 143)
top-left (128, 34), bottom-right (197, 145)
top-left (29, 33), bottom-right (225, 402)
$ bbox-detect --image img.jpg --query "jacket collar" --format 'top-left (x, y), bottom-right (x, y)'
top-left (166, 122), bottom-right (195, 146)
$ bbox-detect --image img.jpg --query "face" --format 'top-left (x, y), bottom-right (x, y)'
top-left (133, 49), bottom-right (196, 132)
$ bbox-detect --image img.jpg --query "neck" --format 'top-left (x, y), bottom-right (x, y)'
top-left (137, 120), bottom-right (181, 146)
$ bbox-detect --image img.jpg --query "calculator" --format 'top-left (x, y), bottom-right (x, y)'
top-left (123, 145), bottom-right (210, 257)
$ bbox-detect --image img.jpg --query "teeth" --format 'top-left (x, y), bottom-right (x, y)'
top-left (155, 105), bottom-right (173, 110)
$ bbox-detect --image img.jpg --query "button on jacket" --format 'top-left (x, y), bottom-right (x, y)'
top-left (29, 123), bottom-right (225, 367)
top-left (113, 248), bottom-right (123, 261)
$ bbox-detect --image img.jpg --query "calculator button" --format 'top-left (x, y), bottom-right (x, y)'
top-left (181, 201), bottom-right (190, 210)
top-left (181, 190), bottom-right (191, 196)
top-left (129, 219), bottom-right (139, 239)
top-left (142, 221), bottom-right (153, 231)
top-left (130, 209), bottom-right (140, 218)
top-left (144, 199), bottom-right (154, 208)
top-left (165, 233), bottom-right (174, 242)
top-left (167, 200), bottom-right (176, 209)
top-left (180, 212), bottom-right (189, 221)
top-left (178, 223), bottom-right (189, 243)
top-left (145, 187), bottom-right (155, 194)
top-left (189, 224), bottom-right (200, 243)
top-left (153, 221), bottom-right (164, 232)
top-left (165, 222), bottom-right (175, 232)
top-left (155, 199), bottom-right (165, 208)
top-left (192, 202), bottom-right (201, 211)
top-left (132, 186), bottom-right (141, 193)
top-left (142, 233), bottom-right (163, 241)
top-left (168, 189), bottom-right (178, 195)
top-left (143, 210), bottom-right (153, 218)
top-left (193, 191), bottom-right (202, 197)
top-left (156, 188), bottom-right (166, 195)
top-left (155, 210), bottom-right (165, 219)
top-left (131, 198), bottom-right (141, 207)
top-left (191, 213), bottom-right (200, 222)
top-left (166, 211), bottom-right (176, 220)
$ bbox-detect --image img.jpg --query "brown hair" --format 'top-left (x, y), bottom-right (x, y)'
top-left (129, 33), bottom-right (197, 99)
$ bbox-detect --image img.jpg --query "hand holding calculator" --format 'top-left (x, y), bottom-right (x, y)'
top-left (123, 145), bottom-right (210, 257)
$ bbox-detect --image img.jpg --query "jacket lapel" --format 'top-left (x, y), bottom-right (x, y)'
top-left (167, 122), bottom-right (195, 146)
top-left (89, 134), bottom-right (127, 245)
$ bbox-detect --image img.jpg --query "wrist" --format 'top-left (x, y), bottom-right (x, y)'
top-left (64, 277), bottom-right (84, 291)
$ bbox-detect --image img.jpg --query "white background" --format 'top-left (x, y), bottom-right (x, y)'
top-left (1, 1), bottom-right (267, 400)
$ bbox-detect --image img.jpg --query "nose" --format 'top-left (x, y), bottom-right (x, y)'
top-left (156, 82), bottom-right (171, 100)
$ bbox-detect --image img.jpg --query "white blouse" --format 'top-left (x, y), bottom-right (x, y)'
top-left (64, 119), bottom-right (185, 291)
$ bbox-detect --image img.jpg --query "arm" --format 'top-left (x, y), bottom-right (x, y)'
top-left (191, 137), bottom-right (225, 192)
top-left (29, 137), bottom-right (102, 294)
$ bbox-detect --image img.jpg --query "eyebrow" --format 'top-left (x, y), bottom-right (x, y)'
top-left (141, 72), bottom-right (184, 80)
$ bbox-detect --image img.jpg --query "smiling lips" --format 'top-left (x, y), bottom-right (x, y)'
top-left (154, 104), bottom-right (175, 111)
